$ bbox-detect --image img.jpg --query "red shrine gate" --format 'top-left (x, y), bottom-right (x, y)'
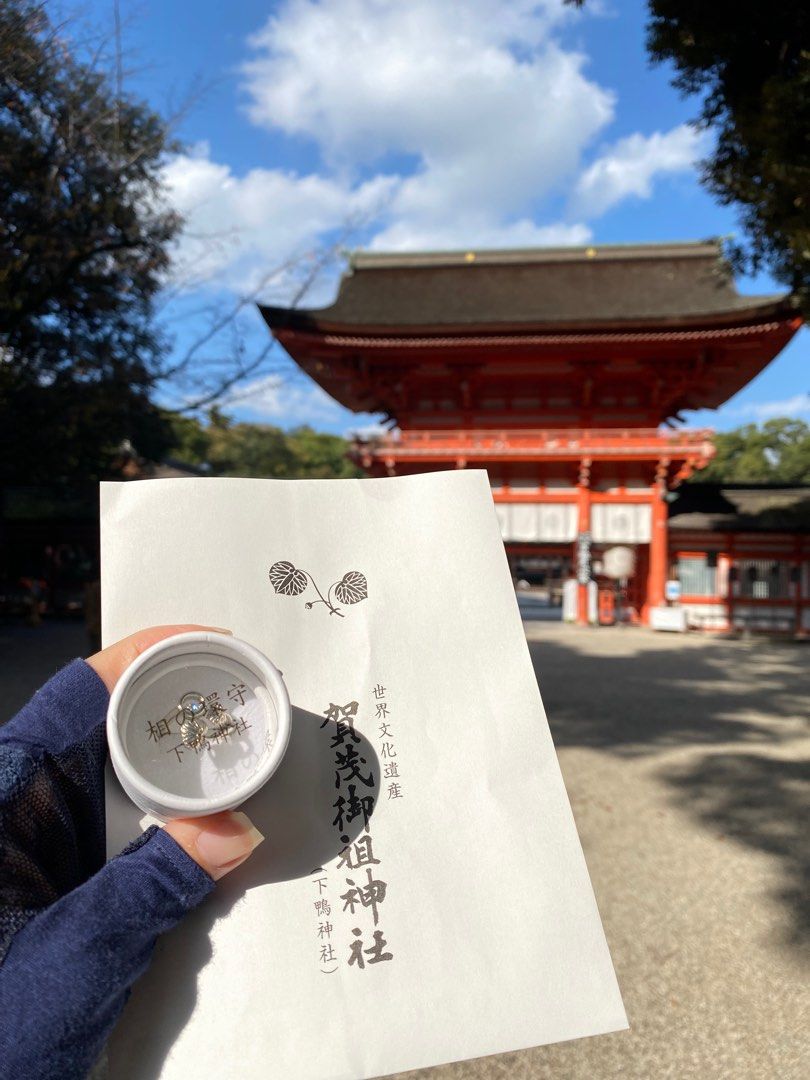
top-left (351, 426), bottom-right (715, 625)
top-left (261, 241), bottom-right (804, 629)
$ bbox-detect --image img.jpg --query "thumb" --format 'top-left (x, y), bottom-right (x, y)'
top-left (164, 811), bottom-right (265, 881)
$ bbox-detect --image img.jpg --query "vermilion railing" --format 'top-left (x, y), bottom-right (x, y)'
top-left (352, 428), bottom-right (715, 458)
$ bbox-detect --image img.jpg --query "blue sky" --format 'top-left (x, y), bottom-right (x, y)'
top-left (78, 0), bottom-right (807, 433)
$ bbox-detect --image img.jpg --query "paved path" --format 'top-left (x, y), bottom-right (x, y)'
top-left (396, 624), bottom-right (810, 1080)
top-left (3, 621), bottom-right (808, 1077)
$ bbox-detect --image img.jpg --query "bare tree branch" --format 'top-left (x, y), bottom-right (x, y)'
top-left (156, 209), bottom-right (378, 414)
top-left (113, 0), bottom-right (122, 148)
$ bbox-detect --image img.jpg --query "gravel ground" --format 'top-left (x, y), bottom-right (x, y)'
top-left (392, 623), bottom-right (810, 1080)
top-left (3, 619), bottom-right (808, 1079)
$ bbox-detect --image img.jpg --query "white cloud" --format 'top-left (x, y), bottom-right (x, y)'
top-left (241, 0), bottom-right (611, 250)
top-left (243, 1), bottom-right (588, 161)
top-left (229, 373), bottom-right (350, 426)
top-left (159, 2), bottom-right (708, 300)
top-left (162, 144), bottom-right (397, 294)
top-left (164, 142), bottom-right (591, 277)
top-left (369, 218), bottom-right (592, 252)
top-left (725, 394), bottom-right (810, 421)
top-left (228, 372), bottom-right (385, 432)
top-left (571, 124), bottom-right (706, 218)
top-left (346, 421), bottom-right (390, 440)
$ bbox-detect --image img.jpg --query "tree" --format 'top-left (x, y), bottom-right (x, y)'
top-left (697, 418), bottom-right (810, 484)
top-left (568, 1), bottom-right (810, 309)
top-left (207, 418), bottom-right (296, 478)
top-left (0, 0), bottom-right (180, 484)
top-left (647, 2), bottom-right (810, 308)
top-left (284, 426), bottom-right (363, 479)
top-left (164, 411), bottom-right (362, 480)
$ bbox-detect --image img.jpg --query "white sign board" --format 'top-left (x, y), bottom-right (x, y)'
top-left (665, 579), bottom-right (682, 603)
top-left (650, 605), bottom-right (687, 632)
top-left (101, 472), bottom-right (626, 1080)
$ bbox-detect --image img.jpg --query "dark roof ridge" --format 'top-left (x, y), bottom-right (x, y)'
top-left (259, 238), bottom-right (796, 332)
top-left (348, 239), bottom-right (725, 270)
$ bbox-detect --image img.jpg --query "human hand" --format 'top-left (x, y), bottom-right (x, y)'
top-left (0, 624), bottom-right (266, 1080)
top-left (88, 624), bottom-right (264, 879)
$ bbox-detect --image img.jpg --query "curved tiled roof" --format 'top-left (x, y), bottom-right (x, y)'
top-left (260, 240), bottom-right (796, 333)
top-left (670, 484), bottom-right (810, 532)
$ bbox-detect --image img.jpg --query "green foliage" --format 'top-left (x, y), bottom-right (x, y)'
top-left (647, 2), bottom-right (810, 308)
top-left (164, 412), bottom-right (210, 466)
top-left (283, 425), bottom-right (363, 478)
top-left (0, 0), bottom-right (180, 484)
top-left (566, 1), bottom-right (810, 308)
top-left (165, 411), bottom-right (362, 479)
top-left (698, 418), bottom-right (810, 483)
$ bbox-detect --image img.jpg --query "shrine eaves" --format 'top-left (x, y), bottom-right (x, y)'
top-left (259, 240), bottom-right (801, 431)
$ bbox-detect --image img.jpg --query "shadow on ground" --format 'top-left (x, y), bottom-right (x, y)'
top-left (529, 635), bottom-right (807, 755)
top-left (527, 632), bottom-right (810, 946)
top-left (666, 750), bottom-right (809, 947)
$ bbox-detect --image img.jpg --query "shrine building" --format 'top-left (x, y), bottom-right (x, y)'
top-left (261, 240), bottom-right (808, 634)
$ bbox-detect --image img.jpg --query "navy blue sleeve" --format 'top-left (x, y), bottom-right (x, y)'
top-left (0, 660), bottom-right (111, 961)
top-left (0, 661), bottom-right (215, 1080)
top-left (0, 826), bottom-right (213, 1080)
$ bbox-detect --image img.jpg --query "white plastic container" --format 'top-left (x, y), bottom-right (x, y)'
top-left (107, 631), bottom-right (291, 820)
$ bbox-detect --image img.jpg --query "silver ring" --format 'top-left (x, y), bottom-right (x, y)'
top-left (179, 692), bottom-right (206, 719)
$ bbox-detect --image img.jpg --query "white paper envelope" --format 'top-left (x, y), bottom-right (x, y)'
top-left (101, 471), bottom-right (626, 1080)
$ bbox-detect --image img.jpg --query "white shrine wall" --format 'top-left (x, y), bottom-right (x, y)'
top-left (494, 501), bottom-right (652, 545)
top-left (494, 502), bottom-right (578, 543)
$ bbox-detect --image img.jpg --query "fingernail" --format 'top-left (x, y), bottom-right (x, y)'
top-left (210, 627), bottom-right (233, 635)
top-left (194, 811), bottom-right (264, 880)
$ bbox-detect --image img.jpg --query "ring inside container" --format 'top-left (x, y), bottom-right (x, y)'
top-left (117, 650), bottom-right (278, 801)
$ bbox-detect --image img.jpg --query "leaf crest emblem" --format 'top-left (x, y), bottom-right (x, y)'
top-left (334, 571), bottom-right (368, 605)
top-left (268, 560), bottom-right (308, 596)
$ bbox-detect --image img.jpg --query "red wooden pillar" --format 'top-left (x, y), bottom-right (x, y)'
top-left (576, 458), bottom-right (592, 625)
top-left (645, 461), bottom-right (668, 623)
